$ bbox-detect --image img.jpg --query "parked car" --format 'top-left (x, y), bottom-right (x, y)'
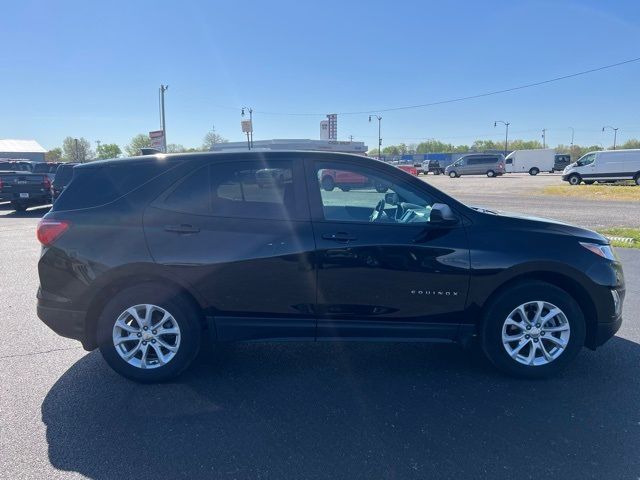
top-left (562, 149), bottom-right (640, 185)
top-left (0, 171), bottom-right (52, 211)
top-left (445, 154), bottom-right (506, 178)
top-left (396, 164), bottom-right (418, 176)
top-left (319, 168), bottom-right (388, 192)
top-left (505, 149), bottom-right (555, 175)
top-left (37, 151), bottom-right (624, 382)
top-left (424, 160), bottom-right (444, 175)
top-left (32, 162), bottom-right (61, 182)
top-left (51, 163), bottom-right (78, 201)
top-left (554, 154), bottom-right (571, 172)
top-left (0, 160), bottom-right (33, 172)
top-left (255, 167), bottom-right (292, 188)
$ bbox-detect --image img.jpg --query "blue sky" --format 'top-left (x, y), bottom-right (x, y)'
top-left (2, 0), bottom-right (640, 151)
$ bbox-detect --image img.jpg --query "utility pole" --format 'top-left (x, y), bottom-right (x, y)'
top-left (541, 128), bottom-right (547, 149)
top-left (494, 120), bottom-right (510, 156)
top-left (349, 135), bottom-right (354, 142)
top-left (602, 126), bottom-right (619, 149)
top-left (242, 107), bottom-right (253, 148)
top-left (96, 140), bottom-right (101, 151)
top-left (159, 84), bottom-right (169, 153)
top-left (369, 115), bottom-right (382, 159)
top-left (568, 127), bottom-right (575, 148)
top-left (74, 138), bottom-right (81, 163)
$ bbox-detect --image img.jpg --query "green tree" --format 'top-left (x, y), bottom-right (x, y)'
top-left (470, 139), bottom-right (500, 151)
top-left (507, 139), bottom-right (543, 151)
top-left (96, 143), bottom-right (122, 160)
top-left (382, 145), bottom-right (400, 155)
top-left (166, 143), bottom-right (186, 153)
top-left (416, 139), bottom-right (454, 154)
top-left (620, 139), bottom-right (640, 149)
top-left (62, 137), bottom-right (94, 162)
top-left (201, 131), bottom-right (229, 151)
top-left (124, 134), bottom-right (152, 157)
top-left (45, 148), bottom-right (62, 162)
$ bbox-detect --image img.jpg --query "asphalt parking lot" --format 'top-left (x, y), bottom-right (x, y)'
top-left (1, 196), bottom-right (639, 479)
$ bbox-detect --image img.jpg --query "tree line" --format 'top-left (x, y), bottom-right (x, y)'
top-left (369, 138), bottom-right (640, 160)
top-left (44, 131), bottom-right (229, 162)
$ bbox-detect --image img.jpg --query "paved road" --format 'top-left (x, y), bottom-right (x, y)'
top-left (422, 173), bottom-right (640, 229)
top-left (1, 208), bottom-right (639, 479)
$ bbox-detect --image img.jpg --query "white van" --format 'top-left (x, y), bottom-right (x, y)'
top-left (562, 149), bottom-right (640, 185)
top-left (504, 149), bottom-right (555, 175)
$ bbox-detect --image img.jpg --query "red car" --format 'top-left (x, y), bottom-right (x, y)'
top-left (396, 164), bottom-right (418, 176)
top-left (319, 169), bottom-right (389, 192)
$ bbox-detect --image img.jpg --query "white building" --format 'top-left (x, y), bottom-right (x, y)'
top-left (0, 139), bottom-right (47, 162)
top-left (211, 138), bottom-right (368, 154)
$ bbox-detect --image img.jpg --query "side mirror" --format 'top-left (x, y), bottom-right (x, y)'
top-left (385, 192), bottom-right (399, 205)
top-left (430, 203), bottom-right (458, 225)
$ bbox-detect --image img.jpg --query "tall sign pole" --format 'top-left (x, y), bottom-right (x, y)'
top-left (159, 85), bottom-right (169, 152)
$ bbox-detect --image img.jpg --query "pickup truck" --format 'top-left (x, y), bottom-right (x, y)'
top-left (0, 171), bottom-right (52, 211)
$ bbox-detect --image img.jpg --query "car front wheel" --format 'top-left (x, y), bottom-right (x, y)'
top-left (449, 171), bottom-right (457, 178)
top-left (97, 284), bottom-right (202, 382)
top-left (486, 170), bottom-right (495, 177)
top-left (481, 281), bottom-right (585, 378)
top-left (568, 174), bottom-right (581, 185)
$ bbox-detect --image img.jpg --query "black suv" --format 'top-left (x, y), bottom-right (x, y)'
top-left (37, 151), bottom-right (625, 382)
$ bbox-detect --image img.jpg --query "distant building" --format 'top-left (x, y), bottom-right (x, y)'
top-left (320, 120), bottom-right (329, 140)
top-left (211, 138), bottom-right (368, 154)
top-left (0, 139), bottom-right (47, 162)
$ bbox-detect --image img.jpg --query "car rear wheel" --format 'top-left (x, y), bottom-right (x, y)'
top-left (584, 180), bottom-right (595, 185)
top-left (634, 173), bottom-right (640, 186)
top-left (486, 170), bottom-right (495, 177)
top-left (321, 176), bottom-right (335, 191)
top-left (568, 174), bottom-right (581, 185)
top-left (97, 284), bottom-right (202, 383)
top-left (481, 281), bottom-right (585, 378)
top-left (529, 167), bottom-right (539, 176)
top-left (449, 171), bottom-right (457, 178)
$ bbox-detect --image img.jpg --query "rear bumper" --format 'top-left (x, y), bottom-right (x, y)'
top-left (37, 304), bottom-right (93, 350)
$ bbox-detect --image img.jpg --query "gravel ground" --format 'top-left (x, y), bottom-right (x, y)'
top-left (1, 199), bottom-right (639, 479)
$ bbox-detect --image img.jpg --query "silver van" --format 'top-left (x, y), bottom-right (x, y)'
top-left (445, 154), bottom-right (506, 178)
top-left (562, 149), bottom-right (640, 185)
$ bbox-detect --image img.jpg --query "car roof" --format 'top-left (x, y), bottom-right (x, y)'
top-left (75, 150), bottom-right (381, 170)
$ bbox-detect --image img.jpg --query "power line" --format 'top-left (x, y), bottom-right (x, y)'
top-left (213, 56), bottom-right (640, 116)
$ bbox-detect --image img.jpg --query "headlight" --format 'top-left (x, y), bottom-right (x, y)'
top-left (580, 242), bottom-right (616, 261)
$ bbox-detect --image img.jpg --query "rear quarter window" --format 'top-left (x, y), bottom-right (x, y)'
top-left (53, 163), bottom-right (168, 211)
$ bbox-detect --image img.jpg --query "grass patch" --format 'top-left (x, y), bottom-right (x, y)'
top-left (597, 228), bottom-right (640, 249)
top-left (542, 183), bottom-right (640, 201)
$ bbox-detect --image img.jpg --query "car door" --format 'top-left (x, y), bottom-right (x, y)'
top-left (305, 157), bottom-right (470, 341)
top-left (143, 157), bottom-right (317, 341)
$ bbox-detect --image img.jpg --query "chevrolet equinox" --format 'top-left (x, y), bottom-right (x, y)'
top-left (37, 151), bottom-right (625, 382)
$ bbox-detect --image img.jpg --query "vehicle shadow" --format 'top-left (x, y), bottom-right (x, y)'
top-left (42, 337), bottom-right (640, 479)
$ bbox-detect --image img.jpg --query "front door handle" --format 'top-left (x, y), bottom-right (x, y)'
top-left (322, 232), bottom-right (357, 242)
top-left (164, 224), bottom-right (200, 234)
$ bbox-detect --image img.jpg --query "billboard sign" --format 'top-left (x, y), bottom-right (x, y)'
top-left (241, 120), bottom-right (253, 133)
top-left (149, 130), bottom-right (164, 151)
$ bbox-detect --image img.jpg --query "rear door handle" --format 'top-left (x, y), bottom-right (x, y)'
top-left (322, 232), bottom-right (357, 242)
top-left (164, 224), bottom-right (200, 234)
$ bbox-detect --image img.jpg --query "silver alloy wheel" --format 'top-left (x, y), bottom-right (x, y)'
top-left (112, 304), bottom-right (181, 369)
top-left (449, 171), bottom-right (456, 178)
top-left (501, 301), bottom-right (570, 366)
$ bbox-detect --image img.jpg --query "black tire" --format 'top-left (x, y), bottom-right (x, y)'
top-left (449, 171), bottom-right (457, 178)
top-left (584, 180), bottom-right (595, 185)
top-left (97, 284), bottom-right (202, 383)
top-left (10, 202), bottom-right (26, 212)
top-left (486, 170), bottom-right (495, 178)
top-left (434, 170), bottom-right (441, 175)
top-left (480, 281), bottom-right (585, 379)
top-left (568, 174), bottom-right (581, 186)
top-left (634, 173), bottom-right (640, 186)
top-left (340, 186), bottom-right (351, 192)
top-left (529, 167), bottom-right (539, 176)
top-left (321, 176), bottom-right (335, 191)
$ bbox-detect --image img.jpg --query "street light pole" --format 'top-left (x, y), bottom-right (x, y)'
top-left (242, 107), bottom-right (253, 148)
top-left (602, 126), bottom-right (619, 149)
top-left (568, 127), bottom-right (575, 148)
top-left (369, 115), bottom-right (382, 159)
top-left (541, 128), bottom-right (546, 149)
top-left (494, 120), bottom-right (510, 156)
top-left (159, 84), bottom-right (169, 153)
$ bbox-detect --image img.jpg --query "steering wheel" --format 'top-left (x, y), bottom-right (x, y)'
top-left (369, 199), bottom-right (386, 222)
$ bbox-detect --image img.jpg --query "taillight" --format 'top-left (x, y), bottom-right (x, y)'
top-left (37, 219), bottom-right (70, 246)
